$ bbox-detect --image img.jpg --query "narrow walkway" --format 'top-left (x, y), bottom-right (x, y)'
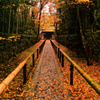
top-left (25, 40), bottom-right (72, 100)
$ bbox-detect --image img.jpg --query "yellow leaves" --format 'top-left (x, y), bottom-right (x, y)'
top-left (64, 0), bottom-right (94, 8)
top-left (61, 1), bottom-right (65, 4)
top-left (12, 4), bottom-right (16, 7)
top-left (77, 0), bottom-right (94, 6)
top-left (53, 41), bottom-right (100, 99)
top-left (33, 92), bottom-right (35, 95)
top-left (19, 3), bottom-right (28, 7)
top-left (19, 4), bottom-right (23, 7)
top-left (40, 13), bottom-right (55, 31)
top-left (2, 5), bottom-right (11, 9)
top-left (7, 5), bottom-right (12, 8)
top-left (97, 30), bottom-right (100, 33)
top-left (55, 1), bottom-right (65, 8)
top-left (78, 0), bottom-right (89, 2)
top-left (86, 5), bottom-right (89, 8)
top-left (0, 41), bottom-right (42, 99)
top-left (16, 94), bottom-right (23, 97)
top-left (2, 6), bottom-right (5, 8)
top-left (55, 3), bottom-right (61, 9)
top-left (2, 3), bottom-right (31, 9)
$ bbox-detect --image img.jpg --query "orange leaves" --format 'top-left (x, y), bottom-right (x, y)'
top-left (61, 1), bottom-right (65, 4)
top-left (19, 3), bottom-right (29, 7)
top-left (63, 0), bottom-right (94, 8)
top-left (78, 0), bottom-right (89, 2)
top-left (55, 3), bottom-right (61, 9)
top-left (53, 40), bottom-right (100, 99)
top-left (0, 40), bottom-right (44, 99)
top-left (40, 13), bottom-right (55, 31)
top-left (55, 1), bottom-right (65, 9)
top-left (12, 4), bottom-right (16, 7)
top-left (19, 3), bottom-right (24, 7)
top-left (2, 6), bottom-right (5, 9)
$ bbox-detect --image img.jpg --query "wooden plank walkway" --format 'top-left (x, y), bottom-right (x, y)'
top-left (24, 40), bottom-right (73, 100)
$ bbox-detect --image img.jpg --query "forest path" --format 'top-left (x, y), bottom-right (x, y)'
top-left (24, 40), bottom-right (73, 100)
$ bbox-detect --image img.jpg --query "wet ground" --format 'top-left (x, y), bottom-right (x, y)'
top-left (24, 40), bottom-right (73, 100)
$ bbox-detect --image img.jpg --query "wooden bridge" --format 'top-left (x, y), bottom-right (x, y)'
top-left (0, 39), bottom-right (100, 99)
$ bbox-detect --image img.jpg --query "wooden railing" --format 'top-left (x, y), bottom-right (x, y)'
top-left (50, 39), bottom-right (100, 95)
top-left (0, 39), bottom-right (46, 94)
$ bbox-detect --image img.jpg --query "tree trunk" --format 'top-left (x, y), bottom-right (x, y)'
top-left (22, 10), bottom-right (24, 33)
top-left (8, 7), bottom-right (11, 36)
top-left (36, 0), bottom-right (48, 41)
top-left (16, 9), bottom-right (19, 35)
top-left (91, 24), bottom-right (100, 52)
top-left (36, 3), bottom-right (42, 41)
top-left (2, 8), bottom-right (4, 34)
top-left (77, 7), bottom-right (91, 65)
top-left (12, 10), bottom-right (15, 34)
top-left (84, 6), bottom-right (87, 31)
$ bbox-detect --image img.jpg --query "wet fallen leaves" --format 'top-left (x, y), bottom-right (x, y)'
top-left (0, 40), bottom-right (43, 99)
top-left (53, 40), bottom-right (100, 99)
top-left (24, 40), bottom-right (73, 100)
top-left (0, 40), bottom-right (100, 99)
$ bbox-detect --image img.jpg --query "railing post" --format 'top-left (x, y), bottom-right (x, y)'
top-left (40, 45), bottom-right (42, 53)
top-left (70, 64), bottom-right (73, 85)
top-left (52, 43), bottom-right (54, 48)
top-left (58, 48), bottom-right (59, 58)
top-left (59, 51), bottom-right (61, 62)
top-left (53, 44), bottom-right (54, 50)
top-left (62, 54), bottom-right (64, 67)
top-left (23, 64), bottom-right (26, 84)
top-left (37, 49), bottom-right (38, 58)
top-left (32, 54), bottom-right (34, 67)
top-left (55, 46), bottom-right (57, 54)
top-left (41, 44), bottom-right (43, 51)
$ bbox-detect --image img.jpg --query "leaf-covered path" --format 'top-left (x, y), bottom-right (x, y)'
top-left (24, 40), bottom-right (73, 100)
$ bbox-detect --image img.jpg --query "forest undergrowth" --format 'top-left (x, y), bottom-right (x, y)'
top-left (0, 40), bottom-right (43, 99)
top-left (53, 40), bottom-right (100, 99)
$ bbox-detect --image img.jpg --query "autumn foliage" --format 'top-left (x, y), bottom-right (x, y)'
top-left (0, 0), bottom-right (100, 99)
top-left (53, 40), bottom-right (100, 99)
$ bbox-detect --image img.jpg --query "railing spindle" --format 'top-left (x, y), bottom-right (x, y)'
top-left (40, 44), bottom-right (42, 51)
top-left (23, 64), bottom-right (26, 84)
top-left (37, 49), bottom-right (38, 58)
top-left (62, 54), bottom-right (64, 67)
top-left (55, 47), bottom-right (57, 53)
top-left (56, 47), bottom-right (57, 53)
top-left (59, 51), bottom-right (61, 62)
top-left (32, 54), bottom-right (34, 67)
top-left (0, 39), bottom-right (46, 94)
top-left (50, 39), bottom-right (100, 95)
top-left (40, 45), bottom-right (42, 52)
top-left (58, 48), bottom-right (59, 58)
top-left (70, 64), bottom-right (74, 85)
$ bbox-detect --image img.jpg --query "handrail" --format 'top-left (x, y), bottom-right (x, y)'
top-left (50, 39), bottom-right (100, 95)
top-left (0, 39), bottom-right (46, 94)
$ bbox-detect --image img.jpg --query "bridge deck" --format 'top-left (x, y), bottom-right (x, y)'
top-left (25, 40), bottom-right (72, 100)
